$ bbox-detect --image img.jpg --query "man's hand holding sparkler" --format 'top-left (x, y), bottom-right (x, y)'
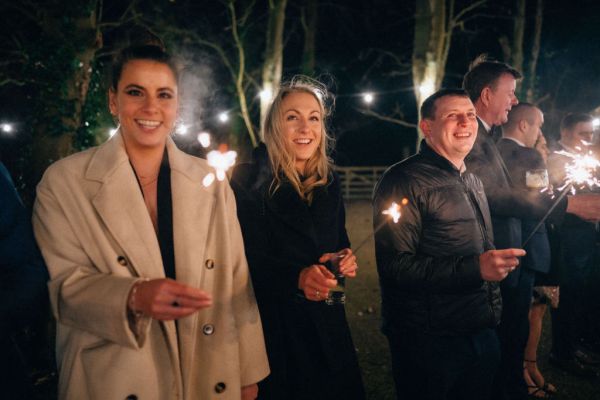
top-left (566, 193), bottom-right (600, 222)
top-left (479, 248), bottom-right (527, 281)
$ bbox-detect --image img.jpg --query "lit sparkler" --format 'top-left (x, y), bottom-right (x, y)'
top-left (522, 149), bottom-right (600, 246)
top-left (353, 200), bottom-right (406, 254)
top-left (197, 132), bottom-right (211, 148)
top-left (202, 144), bottom-right (237, 187)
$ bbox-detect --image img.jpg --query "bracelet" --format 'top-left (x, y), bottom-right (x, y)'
top-left (128, 278), bottom-right (149, 317)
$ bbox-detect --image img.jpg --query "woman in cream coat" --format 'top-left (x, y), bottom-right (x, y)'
top-left (33, 43), bottom-right (268, 400)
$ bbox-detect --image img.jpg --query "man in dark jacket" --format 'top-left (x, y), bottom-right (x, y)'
top-left (463, 58), bottom-right (600, 399)
top-left (547, 113), bottom-right (600, 377)
top-left (374, 89), bottom-right (525, 400)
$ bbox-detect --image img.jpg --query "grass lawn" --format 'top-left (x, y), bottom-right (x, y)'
top-left (343, 200), bottom-right (600, 400)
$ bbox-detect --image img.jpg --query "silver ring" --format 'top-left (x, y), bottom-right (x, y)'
top-left (316, 290), bottom-right (320, 298)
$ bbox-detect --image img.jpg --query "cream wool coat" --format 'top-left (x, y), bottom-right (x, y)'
top-left (33, 134), bottom-right (269, 400)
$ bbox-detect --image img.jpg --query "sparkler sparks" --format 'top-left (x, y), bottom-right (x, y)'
top-left (381, 202), bottom-right (401, 223)
top-left (353, 199), bottom-right (407, 254)
top-left (203, 144), bottom-right (237, 187)
top-left (523, 149), bottom-right (600, 247)
top-left (197, 132), bottom-right (211, 148)
top-left (554, 150), bottom-right (600, 193)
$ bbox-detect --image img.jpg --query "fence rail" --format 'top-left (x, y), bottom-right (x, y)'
top-left (336, 166), bottom-right (388, 201)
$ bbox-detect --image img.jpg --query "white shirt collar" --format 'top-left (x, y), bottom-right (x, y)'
top-left (504, 136), bottom-right (526, 147)
top-left (478, 117), bottom-right (492, 133)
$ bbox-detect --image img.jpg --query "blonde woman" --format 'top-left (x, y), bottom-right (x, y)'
top-left (231, 77), bottom-right (365, 400)
top-left (33, 42), bottom-right (268, 399)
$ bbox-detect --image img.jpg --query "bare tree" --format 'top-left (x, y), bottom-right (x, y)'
top-left (412, 0), bottom-right (486, 109)
top-left (300, 0), bottom-right (318, 76)
top-left (260, 0), bottom-right (287, 134)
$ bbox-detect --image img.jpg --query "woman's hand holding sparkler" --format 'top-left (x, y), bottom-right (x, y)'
top-left (319, 249), bottom-right (358, 278)
top-left (479, 248), bottom-right (527, 281)
top-left (128, 278), bottom-right (212, 320)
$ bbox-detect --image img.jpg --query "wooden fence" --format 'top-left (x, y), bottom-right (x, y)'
top-left (336, 166), bottom-right (388, 201)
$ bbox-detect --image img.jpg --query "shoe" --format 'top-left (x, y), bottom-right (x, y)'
top-left (549, 353), bottom-right (599, 378)
top-left (523, 360), bottom-right (556, 394)
top-left (574, 349), bottom-right (600, 365)
top-left (527, 385), bottom-right (551, 399)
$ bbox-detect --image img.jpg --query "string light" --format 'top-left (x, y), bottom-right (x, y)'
top-left (218, 112), bottom-right (229, 123)
top-left (259, 88), bottom-right (273, 102)
top-left (362, 93), bottom-right (374, 104)
top-left (1, 123), bottom-right (13, 133)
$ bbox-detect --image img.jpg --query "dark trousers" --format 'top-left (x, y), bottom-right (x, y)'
top-left (551, 226), bottom-right (596, 359)
top-left (493, 267), bottom-right (536, 400)
top-left (387, 328), bottom-right (500, 400)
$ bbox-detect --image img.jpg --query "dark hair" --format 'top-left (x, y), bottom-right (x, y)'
top-left (462, 55), bottom-right (522, 102)
top-left (420, 89), bottom-right (470, 120)
top-left (504, 102), bottom-right (538, 132)
top-left (111, 44), bottom-right (180, 90)
top-left (561, 113), bottom-right (593, 131)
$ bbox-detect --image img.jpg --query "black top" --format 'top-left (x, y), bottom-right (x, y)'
top-left (373, 140), bottom-right (501, 336)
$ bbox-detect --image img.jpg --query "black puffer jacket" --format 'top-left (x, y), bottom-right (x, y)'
top-left (373, 141), bottom-right (502, 336)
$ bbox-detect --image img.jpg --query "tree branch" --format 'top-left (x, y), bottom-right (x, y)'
top-left (356, 108), bottom-right (418, 129)
top-left (451, 0), bottom-right (486, 24)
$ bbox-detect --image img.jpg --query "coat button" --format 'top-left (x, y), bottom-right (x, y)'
top-left (214, 382), bottom-right (226, 393)
top-left (125, 395), bottom-right (137, 400)
top-left (205, 259), bottom-right (215, 269)
top-left (203, 324), bottom-right (214, 335)
top-left (117, 256), bottom-right (128, 266)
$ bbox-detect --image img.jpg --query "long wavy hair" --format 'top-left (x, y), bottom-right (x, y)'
top-left (263, 76), bottom-right (334, 204)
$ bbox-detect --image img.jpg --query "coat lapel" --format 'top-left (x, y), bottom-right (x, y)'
top-left (86, 134), bottom-right (181, 380)
top-left (87, 134), bottom-right (165, 279)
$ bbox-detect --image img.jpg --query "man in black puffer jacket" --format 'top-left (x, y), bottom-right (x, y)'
top-left (374, 89), bottom-right (525, 400)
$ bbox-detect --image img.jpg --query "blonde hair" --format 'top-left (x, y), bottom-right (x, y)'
top-left (263, 76), bottom-right (334, 203)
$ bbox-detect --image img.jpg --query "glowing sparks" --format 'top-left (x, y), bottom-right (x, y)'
top-left (382, 202), bottom-right (402, 223)
top-left (554, 150), bottom-right (600, 193)
top-left (203, 144), bottom-right (237, 187)
top-left (202, 173), bottom-right (216, 187)
top-left (197, 132), bottom-right (211, 148)
top-left (362, 93), bottom-right (374, 104)
top-left (353, 199), bottom-right (406, 254)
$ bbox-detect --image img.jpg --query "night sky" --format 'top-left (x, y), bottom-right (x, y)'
top-left (1, 0), bottom-right (600, 173)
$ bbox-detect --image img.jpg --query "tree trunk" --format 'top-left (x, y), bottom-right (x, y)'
top-left (301, 0), bottom-right (318, 76)
top-left (527, 0), bottom-right (543, 103)
top-left (31, 4), bottom-right (101, 185)
top-left (260, 0), bottom-right (288, 137)
top-left (512, 0), bottom-right (526, 93)
top-left (412, 0), bottom-right (446, 143)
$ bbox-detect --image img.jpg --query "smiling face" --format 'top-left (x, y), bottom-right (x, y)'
top-left (280, 91), bottom-right (322, 172)
top-left (109, 59), bottom-right (178, 153)
top-left (563, 121), bottom-right (594, 150)
top-left (480, 73), bottom-right (518, 126)
top-left (420, 95), bottom-right (478, 169)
